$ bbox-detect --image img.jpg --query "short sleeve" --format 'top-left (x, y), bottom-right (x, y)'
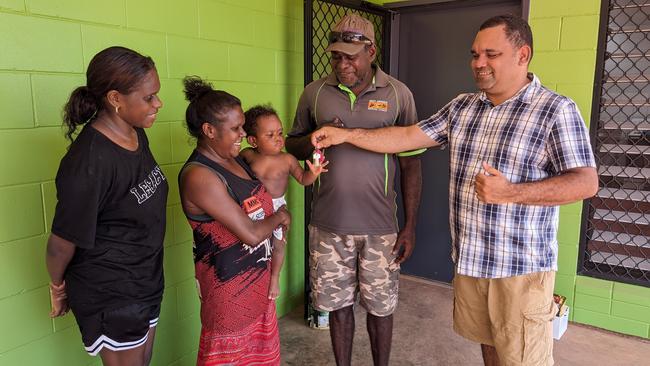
top-left (417, 96), bottom-right (460, 147)
top-left (51, 146), bottom-right (107, 249)
top-left (396, 87), bottom-right (418, 127)
top-left (395, 86), bottom-right (426, 157)
top-left (288, 89), bottom-right (316, 138)
top-left (546, 100), bottom-right (596, 173)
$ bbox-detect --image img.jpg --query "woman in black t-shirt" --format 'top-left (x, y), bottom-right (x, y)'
top-left (46, 46), bottom-right (167, 366)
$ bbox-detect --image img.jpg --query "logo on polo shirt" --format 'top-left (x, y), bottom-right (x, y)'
top-left (368, 100), bottom-right (388, 112)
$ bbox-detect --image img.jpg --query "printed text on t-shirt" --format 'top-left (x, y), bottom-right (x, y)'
top-left (130, 166), bottom-right (166, 204)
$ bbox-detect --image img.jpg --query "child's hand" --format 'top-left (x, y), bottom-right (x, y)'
top-left (306, 159), bottom-right (329, 176)
top-left (276, 206), bottom-right (292, 227)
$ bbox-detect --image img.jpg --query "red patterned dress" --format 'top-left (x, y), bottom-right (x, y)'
top-left (181, 151), bottom-right (280, 366)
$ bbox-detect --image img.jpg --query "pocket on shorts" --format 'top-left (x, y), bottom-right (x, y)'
top-left (525, 271), bottom-right (545, 288)
top-left (310, 255), bottom-right (338, 293)
top-left (522, 301), bottom-right (556, 364)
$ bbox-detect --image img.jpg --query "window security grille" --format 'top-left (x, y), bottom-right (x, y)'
top-left (580, 0), bottom-right (650, 287)
top-left (306, 0), bottom-right (388, 83)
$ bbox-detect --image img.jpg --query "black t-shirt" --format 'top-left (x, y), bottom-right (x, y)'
top-left (51, 125), bottom-right (168, 317)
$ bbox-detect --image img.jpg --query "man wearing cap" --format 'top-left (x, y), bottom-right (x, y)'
top-left (285, 13), bottom-right (423, 366)
top-left (310, 14), bottom-right (598, 366)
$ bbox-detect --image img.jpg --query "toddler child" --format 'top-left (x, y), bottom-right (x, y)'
top-left (241, 105), bottom-right (328, 299)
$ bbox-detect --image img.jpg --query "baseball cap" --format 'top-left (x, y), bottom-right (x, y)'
top-left (325, 14), bottom-right (375, 55)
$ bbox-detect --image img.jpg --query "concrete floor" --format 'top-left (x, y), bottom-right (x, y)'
top-left (279, 276), bottom-right (650, 365)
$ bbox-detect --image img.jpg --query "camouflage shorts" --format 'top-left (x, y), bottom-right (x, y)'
top-left (308, 225), bottom-right (400, 317)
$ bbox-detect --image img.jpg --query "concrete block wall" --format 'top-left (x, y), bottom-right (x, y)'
top-left (530, 0), bottom-right (650, 339)
top-left (0, 1), bottom-right (305, 365)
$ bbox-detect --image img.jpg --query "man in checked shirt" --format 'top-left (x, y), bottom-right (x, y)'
top-left (311, 14), bottom-right (598, 366)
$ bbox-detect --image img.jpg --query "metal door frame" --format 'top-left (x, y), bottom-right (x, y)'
top-left (385, 0), bottom-right (530, 75)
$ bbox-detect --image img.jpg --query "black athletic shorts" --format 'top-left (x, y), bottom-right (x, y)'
top-left (74, 303), bottom-right (160, 356)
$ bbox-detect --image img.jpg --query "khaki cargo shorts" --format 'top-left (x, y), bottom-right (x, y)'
top-left (308, 225), bottom-right (400, 317)
top-left (453, 271), bottom-right (557, 366)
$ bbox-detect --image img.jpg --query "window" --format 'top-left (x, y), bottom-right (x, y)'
top-left (579, 0), bottom-right (650, 287)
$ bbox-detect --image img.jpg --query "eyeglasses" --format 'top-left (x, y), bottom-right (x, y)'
top-left (328, 31), bottom-right (373, 46)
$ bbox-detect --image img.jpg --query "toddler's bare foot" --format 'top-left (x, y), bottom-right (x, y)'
top-left (268, 278), bottom-right (280, 300)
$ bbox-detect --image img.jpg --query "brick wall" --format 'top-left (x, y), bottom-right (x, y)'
top-left (0, 1), bottom-right (305, 365)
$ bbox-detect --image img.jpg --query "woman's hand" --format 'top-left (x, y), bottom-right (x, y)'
top-left (275, 206), bottom-right (291, 228)
top-left (49, 281), bottom-right (69, 318)
top-left (46, 234), bottom-right (75, 318)
top-left (276, 206), bottom-right (291, 240)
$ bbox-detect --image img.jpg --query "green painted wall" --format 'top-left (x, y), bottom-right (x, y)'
top-left (529, 0), bottom-right (650, 339)
top-left (1, 1), bottom-right (649, 365)
top-left (0, 1), bottom-right (305, 365)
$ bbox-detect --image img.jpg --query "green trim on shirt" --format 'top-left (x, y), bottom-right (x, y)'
top-left (337, 84), bottom-right (356, 110)
top-left (337, 75), bottom-right (377, 110)
top-left (397, 148), bottom-right (427, 157)
top-left (337, 76), bottom-right (389, 195)
top-left (314, 81), bottom-right (327, 122)
top-left (384, 153), bottom-right (389, 196)
top-left (387, 80), bottom-right (400, 124)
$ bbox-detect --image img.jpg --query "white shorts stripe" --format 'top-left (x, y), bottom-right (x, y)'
top-left (85, 317), bottom-right (158, 356)
top-left (149, 317), bottom-right (159, 328)
top-left (85, 333), bottom-right (148, 356)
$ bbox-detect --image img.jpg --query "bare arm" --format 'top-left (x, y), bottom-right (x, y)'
top-left (46, 233), bottom-right (75, 317)
top-left (285, 135), bottom-right (315, 161)
top-left (287, 154), bottom-right (327, 186)
top-left (239, 147), bottom-right (255, 164)
top-left (393, 155), bottom-right (422, 264)
top-left (180, 166), bottom-right (290, 244)
top-left (475, 163), bottom-right (598, 205)
top-left (46, 234), bottom-right (75, 286)
top-left (312, 124), bottom-right (438, 154)
top-left (286, 117), bottom-right (345, 160)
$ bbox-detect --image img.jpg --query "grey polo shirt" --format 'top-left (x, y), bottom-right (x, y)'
top-left (289, 66), bottom-right (423, 235)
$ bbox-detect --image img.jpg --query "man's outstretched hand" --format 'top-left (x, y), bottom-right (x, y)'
top-left (311, 126), bottom-right (349, 149)
top-left (310, 117), bottom-right (346, 149)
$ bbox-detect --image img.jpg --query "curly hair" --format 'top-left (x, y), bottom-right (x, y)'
top-left (243, 104), bottom-right (279, 137)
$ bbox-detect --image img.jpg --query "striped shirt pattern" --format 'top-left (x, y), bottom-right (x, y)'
top-left (418, 74), bottom-right (596, 278)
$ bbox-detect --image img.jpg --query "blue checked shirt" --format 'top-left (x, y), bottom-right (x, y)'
top-left (418, 74), bottom-right (596, 278)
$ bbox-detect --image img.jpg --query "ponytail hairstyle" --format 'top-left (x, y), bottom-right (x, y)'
top-left (62, 46), bottom-right (156, 142)
top-left (182, 76), bottom-right (241, 139)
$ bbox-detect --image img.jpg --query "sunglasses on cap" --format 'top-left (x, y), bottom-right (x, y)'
top-left (328, 31), bottom-right (373, 45)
